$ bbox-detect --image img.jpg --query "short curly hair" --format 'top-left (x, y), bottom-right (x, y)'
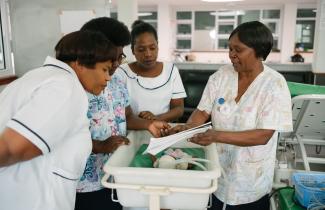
top-left (81, 17), bottom-right (131, 47)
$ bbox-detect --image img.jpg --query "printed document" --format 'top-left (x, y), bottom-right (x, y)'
top-left (143, 122), bottom-right (212, 155)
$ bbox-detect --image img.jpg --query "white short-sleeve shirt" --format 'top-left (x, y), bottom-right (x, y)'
top-left (0, 56), bottom-right (92, 210)
top-left (198, 64), bottom-right (293, 205)
top-left (116, 62), bottom-right (186, 115)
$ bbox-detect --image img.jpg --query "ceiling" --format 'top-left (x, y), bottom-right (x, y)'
top-left (111, 0), bottom-right (317, 7)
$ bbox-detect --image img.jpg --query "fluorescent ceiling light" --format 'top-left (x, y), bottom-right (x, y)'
top-left (202, 0), bottom-right (243, 2)
top-left (138, 12), bottom-right (152, 17)
top-left (210, 10), bottom-right (245, 16)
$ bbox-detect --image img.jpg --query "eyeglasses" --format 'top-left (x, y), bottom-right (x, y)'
top-left (118, 53), bottom-right (127, 64)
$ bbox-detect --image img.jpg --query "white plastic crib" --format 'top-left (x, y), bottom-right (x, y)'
top-left (101, 130), bottom-right (221, 210)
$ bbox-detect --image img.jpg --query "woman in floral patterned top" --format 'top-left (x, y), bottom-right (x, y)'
top-left (169, 21), bottom-right (293, 210)
top-left (75, 17), bottom-right (170, 210)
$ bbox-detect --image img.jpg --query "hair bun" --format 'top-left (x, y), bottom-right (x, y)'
top-left (131, 20), bottom-right (145, 29)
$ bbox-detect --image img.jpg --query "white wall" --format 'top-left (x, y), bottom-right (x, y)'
top-left (9, 0), bottom-right (108, 77)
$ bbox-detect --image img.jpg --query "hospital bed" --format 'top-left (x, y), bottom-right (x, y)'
top-left (283, 94), bottom-right (325, 170)
top-left (272, 92), bottom-right (325, 210)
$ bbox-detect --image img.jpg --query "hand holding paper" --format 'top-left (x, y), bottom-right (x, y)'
top-left (143, 122), bottom-right (212, 155)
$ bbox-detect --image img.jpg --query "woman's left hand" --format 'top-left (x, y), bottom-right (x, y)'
top-left (189, 129), bottom-right (218, 146)
top-left (139, 111), bottom-right (157, 120)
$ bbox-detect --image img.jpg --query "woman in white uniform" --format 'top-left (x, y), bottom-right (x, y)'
top-left (116, 20), bottom-right (187, 122)
top-left (169, 21), bottom-right (293, 210)
top-left (0, 30), bottom-right (117, 210)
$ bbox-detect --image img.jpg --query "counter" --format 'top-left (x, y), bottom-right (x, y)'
top-left (175, 62), bottom-right (313, 85)
top-left (175, 62), bottom-right (314, 122)
top-left (175, 62), bottom-right (312, 72)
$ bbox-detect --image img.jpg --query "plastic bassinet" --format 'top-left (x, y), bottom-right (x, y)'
top-left (101, 130), bottom-right (221, 210)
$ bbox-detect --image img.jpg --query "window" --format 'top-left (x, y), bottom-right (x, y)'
top-left (214, 11), bottom-right (237, 49)
top-left (237, 9), bottom-right (281, 50)
top-left (261, 9), bottom-right (281, 51)
top-left (110, 10), bottom-right (158, 29)
top-left (262, 10), bottom-right (280, 19)
top-left (110, 12), bottom-right (117, 19)
top-left (177, 11), bottom-right (192, 20)
top-left (238, 10), bottom-right (260, 24)
top-left (0, 0), bottom-right (14, 78)
top-left (295, 8), bottom-right (316, 52)
top-left (177, 24), bottom-right (191, 35)
top-left (194, 11), bottom-right (215, 30)
top-left (177, 39), bottom-right (191, 50)
top-left (138, 11), bottom-right (158, 30)
top-left (176, 11), bottom-right (192, 50)
top-left (175, 8), bottom-right (281, 51)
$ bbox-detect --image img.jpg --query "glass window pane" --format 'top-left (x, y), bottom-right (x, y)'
top-left (110, 12), bottom-right (117, 20)
top-left (0, 10), bottom-right (5, 70)
top-left (138, 11), bottom-right (157, 20)
top-left (0, 42), bottom-right (4, 70)
top-left (218, 39), bottom-right (229, 49)
top-left (297, 9), bottom-right (316, 18)
top-left (218, 24), bottom-right (234, 34)
top-left (177, 11), bottom-right (192, 20)
top-left (218, 15), bottom-right (234, 20)
top-left (264, 22), bottom-right (276, 33)
top-left (262, 10), bottom-right (280, 19)
top-left (195, 11), bottom-right (215, 30)
top-left (177, 24), bottom-right (191, 34)
top-left (273, 39), bottom-right (279, 51)
top-left (238, 10), bottom-right (259, 24)
top-left (0, 0), bottom-right (14, 75)
top-left (177, 39), bottom-right (191, 49)
top-left (149, 22), bottom-right (157, 30)
top-left (295, 20), bottom-right (315, 50)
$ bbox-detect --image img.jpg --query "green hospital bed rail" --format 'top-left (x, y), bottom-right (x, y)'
top-left (287, 81), bottom-right (325, 97)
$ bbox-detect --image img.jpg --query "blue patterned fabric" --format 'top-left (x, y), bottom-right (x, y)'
top-left (77, 74), bottom-right (129, 192)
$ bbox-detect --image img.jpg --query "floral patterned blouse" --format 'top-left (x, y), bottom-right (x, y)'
top-left (77, 74), bottom-right (129, 192)
top-left (198, 64), bottom-right (293, 205)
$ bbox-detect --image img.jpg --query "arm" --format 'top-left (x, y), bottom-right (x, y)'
top-left (155, 98), bottom-right (184, 122)
top-left (0, 127), bottom-right (42, 167)
top-left (190, 129), bottom-right (275, 146)
top-left (187, 108), bottom-right (210, 126)
top-left (126, 106), bottom-right (153, 130)
top-left (92, 136), bottom-right (129, 154)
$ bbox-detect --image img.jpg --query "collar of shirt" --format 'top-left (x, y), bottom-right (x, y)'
top-left (43, 56), bottom-right (78, 78)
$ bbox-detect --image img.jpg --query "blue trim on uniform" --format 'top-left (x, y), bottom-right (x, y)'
top-left (53, 172), bottom-right (79, 181)
top-left (11, 118), bottom-right (51, 153)
top-left (43, 64), bottom-right (71, 74)
top-left (118, 64), bottom-right (175, 90)
top-left (173, 91), bottom-right (186, 95)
